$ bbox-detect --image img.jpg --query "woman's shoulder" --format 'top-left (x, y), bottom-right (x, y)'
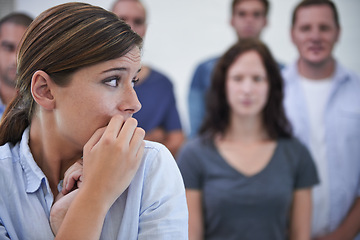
top-left (127, 140), bottom-right (188, 239)
top-left (277, 137), bottom-right (314, 166)
top-left (139, 140), bottom-right (186, 200)
top-left (0, 142), bottom-right (20, 167)
top-left (143, 140), bottom-right (171, 156)
top-left (142, 140), bottom-right (177, 169)
top-left (181, 136), bottom-right (210, 152)
top-left (278, 137), bottom-right (308, 153)
top-left (0, 143), bottom-right (23, 197)
top-left (176, 136), bottom-right (214, 166)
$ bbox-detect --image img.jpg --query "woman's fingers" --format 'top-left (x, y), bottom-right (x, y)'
top-left (62, 168), bottom-right (83, 195)
top-left (78, 116), bottom-right (145, 208)
top-left (50, 189), bottom-right (80, 236)
top-left (102, 115), bottom-right (126, 140)
top-left (116, 120), bottom-right (145, 171)
top-left (117, 119), bottom-right (145, 157)
top-left (117, 118), bottom-right (138, 144)
top-left (131, 127), bottom-right (146, 158)
top-left (83, 126), bottom-right (106, 156)
top-left (135, 140), bottom-right (145, 161)
top-left (62, 159), bottom-right (83, 195)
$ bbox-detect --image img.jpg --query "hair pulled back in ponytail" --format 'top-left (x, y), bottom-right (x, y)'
top-left (0, 2), bottom-right (143, 145)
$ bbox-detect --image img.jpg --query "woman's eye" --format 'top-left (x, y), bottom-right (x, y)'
top-left (132, 78), bottom-right (139, 87)
top-left (104, 77), bottom-right (120, 87)
top-left (254, 76), bottom-right (264, 82)
top-left (233, 76), bottom-right (243, 82)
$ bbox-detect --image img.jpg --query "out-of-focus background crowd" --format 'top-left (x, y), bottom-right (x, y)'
top-left (2, 0), bottom-right (359, 134)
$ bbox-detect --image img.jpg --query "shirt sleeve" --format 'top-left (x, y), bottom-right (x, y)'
top-left (163, 81), bottom-right (182, 132)
top-left (188, 64), bottom-right (208, 139)
top-left (177, 140), bottom-right (205, 190)
top-left (138, 143), bottom-right (188, 240)
top-left (293, 140), bottom-right (320, 189)
top-left (188, 86), bottom-right (206, 138)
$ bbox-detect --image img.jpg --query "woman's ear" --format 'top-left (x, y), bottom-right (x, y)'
top-left (31, 70), bottom-right (55, 110)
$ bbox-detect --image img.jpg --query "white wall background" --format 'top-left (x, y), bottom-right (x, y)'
top-left (15, 0), bottom-right (360, 134)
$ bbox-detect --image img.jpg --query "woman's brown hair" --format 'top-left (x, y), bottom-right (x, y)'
top-left (0, 2), bottom-right (143, 145)
top-left (199, 38), bottom-right (292, 139)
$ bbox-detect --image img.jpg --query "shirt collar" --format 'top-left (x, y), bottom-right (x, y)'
top-left (332, 61), bottom-right (350, 85)
top-left (283, 60), bottom-right (350, 85)
top-left (19, 127), bottom-right (48, 193)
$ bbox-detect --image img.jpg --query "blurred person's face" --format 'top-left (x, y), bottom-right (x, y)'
top-left (231, 0), bottom-right (267, 39)
top-left (291, 5), bottom-right (340, 66)
top-left (226, 50), bottom-right (269, 120)
top-left (47, 47), bottom-right (142, 150)
top-left (112, 1), bottom-right (147, 38)
top-left (0, 23), bottom-right (27, 104)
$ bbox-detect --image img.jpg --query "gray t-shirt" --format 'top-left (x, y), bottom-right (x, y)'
top-left (177, 136), bottom-right (319, 240)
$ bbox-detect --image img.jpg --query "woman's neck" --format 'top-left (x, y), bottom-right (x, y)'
top-left (221, 114), bottom-right (269, 144)
top-left (29, 115), bottom-right (82, 196)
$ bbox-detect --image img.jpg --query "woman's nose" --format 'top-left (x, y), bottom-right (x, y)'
top-left (121, 86), bottom-right (142, 114)
top-left (241, 78), bottom-right (253, 93)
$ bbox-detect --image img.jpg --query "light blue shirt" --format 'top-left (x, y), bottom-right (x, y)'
top-left (0, 128), bottom-right (188, 240)
top-left (282, 61), bottom-right (360, 239)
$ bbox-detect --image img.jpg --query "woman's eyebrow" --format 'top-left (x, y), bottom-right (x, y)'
top-left (102, 68), bottom-right (141, 74)
top-left (102, 67), bottom-right (127, 73)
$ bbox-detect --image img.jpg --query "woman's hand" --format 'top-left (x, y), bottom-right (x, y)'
top-left (53, 116), bottom-right (145, 239)
top-left (61, 159), bottom-right (83, 196)
top-left (81, 115), bottom-right (145, 208)
top-left (50, 189), bottom-right (79, 236)
top-left (50, 158), bottom-right (83, 235)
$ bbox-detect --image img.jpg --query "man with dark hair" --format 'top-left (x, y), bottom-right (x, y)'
top-left (188, 0), bottom-right (279, 138)
top-left (0, 12), bottom-right (32, 116)
top-left (283, 0), bottom-right (360, 239)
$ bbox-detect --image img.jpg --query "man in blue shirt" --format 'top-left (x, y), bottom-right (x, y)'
top-left (188, 0), bottom-right (277, 138)
top-left (112, 0), bottom-right (185, 157)
top-left (282, 0), bottom-right (360, 239)
top-left (0, 13), bottom-right (32, 117)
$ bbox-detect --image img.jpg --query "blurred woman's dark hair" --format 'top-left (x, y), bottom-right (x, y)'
top-left (199, 38), bottom-right (292, 139)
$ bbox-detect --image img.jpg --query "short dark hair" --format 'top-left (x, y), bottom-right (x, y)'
top-left (291, 0), bottom-right (340, 28)
top-left (0, 12), bottom-right (33, 30)
top-left (199, 38), bottom-right (292, 140)
top-left (232, 0), bottom-right (270, 16)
